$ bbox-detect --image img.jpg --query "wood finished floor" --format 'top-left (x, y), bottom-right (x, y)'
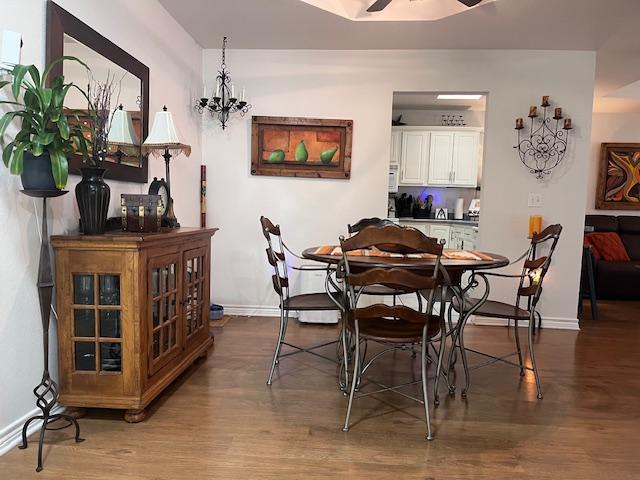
top-left (2, 302), bottom-right (639, 479)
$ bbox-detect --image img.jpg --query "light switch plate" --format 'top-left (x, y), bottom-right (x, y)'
top-left (528, 193), bottom-right (543, 207)
top-left (1, 30), bottom-right (22, 70)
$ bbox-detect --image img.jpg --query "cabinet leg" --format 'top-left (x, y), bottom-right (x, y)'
top-left (124, 409), bottom-right (146, 423)
top-left (65, 407), bottom-right (87, 419)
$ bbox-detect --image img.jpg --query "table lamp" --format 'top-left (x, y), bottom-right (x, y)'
top-left (142, 106), bottom-right (191, 228)
top-left (108, 104), bottom-right (140, 164)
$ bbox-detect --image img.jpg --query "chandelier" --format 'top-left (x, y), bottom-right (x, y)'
top-left (196, 37), bottom-right (251, 129)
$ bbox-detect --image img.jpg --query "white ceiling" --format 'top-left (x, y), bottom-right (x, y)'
top-left (300, 0), bottom-right (496, 22)
top-left (158, 0), bottom-right (640, 112)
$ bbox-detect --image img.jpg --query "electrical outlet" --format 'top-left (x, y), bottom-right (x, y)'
top-left (528, 193), bottom-right (543, 207)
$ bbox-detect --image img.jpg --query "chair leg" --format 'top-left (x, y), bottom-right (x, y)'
top-left (267, 308), bottom-right (286, 385)
top-left (421, 330), bottom-right (434, 440)
top-left (340, 319), bottom-right (349, 393)
top-left (535, 311), bottom-right (542, 331)
top-left (278, 310), bottom-right (290, 360)
top-left (343, 324), bottom-right (360, 432)
top-left (458, 319), bottom-right (471, 398)
top-left (528, 314), bottom-right (543, 399)
top-left (433, 318), bottom-right (447, 407)
top-left (513, 318), bottom-right (525, 377)
top-left (586, 251), bottom-right (598, 320)
top-left (446, 302), bottom-right (457, 370)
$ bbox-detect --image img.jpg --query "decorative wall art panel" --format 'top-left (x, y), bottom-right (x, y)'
top-left (596, 143), bottom-right (640, 210)
top-left (251, 116), bottom-right (352, 179)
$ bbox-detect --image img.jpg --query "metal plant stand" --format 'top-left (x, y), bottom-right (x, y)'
top-left (18, 190), bottom-right (84, 472)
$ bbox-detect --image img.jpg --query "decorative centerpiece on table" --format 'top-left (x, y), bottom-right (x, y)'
top-left (75, 72), bottom-right (122, 235)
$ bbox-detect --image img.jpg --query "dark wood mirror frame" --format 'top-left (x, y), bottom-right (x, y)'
top-left (46, 1), bottom-right (150, 183)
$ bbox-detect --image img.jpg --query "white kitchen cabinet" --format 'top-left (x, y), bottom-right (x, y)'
top-left (451, 132), bottom-right (479, 186)
top-left (390, 129), bottom-right (402, 166)
top-left (450, 226), bottom-right (478, 251)
top-left (428, 224), bottom-right (451, 247)
top-left (401, 222), bottom-right (430, 237)
top-left (427, 132), bottom-right (454, 185)
top-left (399, 131), bottom-right (430, 185)
top-left (426, 131), bottom-right (479, 186)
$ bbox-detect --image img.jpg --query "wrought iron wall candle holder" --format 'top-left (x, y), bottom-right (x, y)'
top-left (196, 37), bottom-right (251, 129)
top-left (514, 96), bottom-right (572, 179)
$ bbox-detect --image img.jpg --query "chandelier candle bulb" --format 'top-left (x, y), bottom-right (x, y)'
top-left (515, 118), bottom-right (524, 129)
top-left (541, 96), bottom-right (550, 107)
top-left (528, 106), bottom-right (538, 117)
top-left (554, 107), bottom-right (562, 119)
top-left (231, 83), bottom-right (235, 99)
top-left (241, 87), bottom-right (245, 102)
top-left (563, 118), bottom-right (572, 130)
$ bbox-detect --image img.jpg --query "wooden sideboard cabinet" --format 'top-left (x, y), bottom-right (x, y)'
top-left (51, 227), bottom-right (218, 422)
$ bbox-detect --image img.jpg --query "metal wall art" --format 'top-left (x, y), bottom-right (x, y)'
top-left (514, 96), bottom-right (572, 180)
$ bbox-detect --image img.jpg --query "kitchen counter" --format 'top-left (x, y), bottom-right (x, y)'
top-left (392, 217), bottom-right (479, 227)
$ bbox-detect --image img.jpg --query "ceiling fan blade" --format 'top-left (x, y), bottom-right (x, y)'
top-left (367, 0), bottom-right (393, 13)
top-left (457, 0), bottom-right (482, 6)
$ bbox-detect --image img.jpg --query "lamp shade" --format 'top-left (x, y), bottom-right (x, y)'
top-left (142, 106), bottom-right (191, 157)
top-left (108, 105), bottom-right (140, 146)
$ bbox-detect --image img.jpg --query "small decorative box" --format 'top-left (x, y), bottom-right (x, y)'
top-left (121, 194), bottom-right (163, 232)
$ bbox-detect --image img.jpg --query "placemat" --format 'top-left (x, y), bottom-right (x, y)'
top-left (312, 245), bottom-right (494, 261)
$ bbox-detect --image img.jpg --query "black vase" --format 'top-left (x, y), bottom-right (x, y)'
top-left (20, 151), bottom-right (57, 191)
top-left (75, 167), bottom-right (110, 235)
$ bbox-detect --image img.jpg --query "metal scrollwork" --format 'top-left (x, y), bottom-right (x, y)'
top-left (514, 99), bottom-right (572, 180)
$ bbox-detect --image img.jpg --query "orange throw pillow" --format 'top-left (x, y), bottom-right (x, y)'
top-left (585, 232), bottom-right (630, 261)
top-left (583, 236), bottom-right (601, 261)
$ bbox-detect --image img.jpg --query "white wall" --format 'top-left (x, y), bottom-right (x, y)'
top-left (586, 112), bottom-right (640, 216)
top-left (0, 0), bottom-right (202, 453)
top-left (203, 49), bottom-right (596, 328)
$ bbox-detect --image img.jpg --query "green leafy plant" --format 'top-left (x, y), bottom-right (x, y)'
top-left (0, 57), bottom-right (92, 189)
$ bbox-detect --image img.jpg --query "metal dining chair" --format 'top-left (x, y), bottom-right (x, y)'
top-left (260, 216), bottom-right (343, 385)
top-left (450, 224), bottom-right (562, 399)
top-left (339, 225), bottom-right (447, 440)
top-left (348, 218), bottom-right (432, 310)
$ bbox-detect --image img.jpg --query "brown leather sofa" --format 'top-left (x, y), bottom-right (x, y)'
top-left (585, 215), bottom-right (640, 300)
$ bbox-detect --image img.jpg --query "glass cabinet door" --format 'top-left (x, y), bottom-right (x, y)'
top-left (183, 247), bottom-right (208, 347)
top-left (71, 273), bottom-right (122, 374)
top-left (148, 254), bottom-right (181, 375)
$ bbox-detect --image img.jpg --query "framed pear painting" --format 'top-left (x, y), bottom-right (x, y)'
top-left (251, 116), bottom-right (353, 179)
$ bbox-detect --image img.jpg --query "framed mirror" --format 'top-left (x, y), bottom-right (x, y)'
top-left (46, 1), bottom-right (149, 183)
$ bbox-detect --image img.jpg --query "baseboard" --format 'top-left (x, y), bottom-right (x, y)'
top-left (0, 405), bottom-right (64, 457)
top-left (223, 305), bottom-right (297, 318)
top-left (472, 316), bottom-right (580, 331)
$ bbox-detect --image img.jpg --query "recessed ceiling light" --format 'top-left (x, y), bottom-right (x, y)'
top-left (437, 94), bottom-right (483, 100)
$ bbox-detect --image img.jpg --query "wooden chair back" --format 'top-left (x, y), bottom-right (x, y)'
top-left (340, 225), bottom-right (445, 325)
top-left (517, 224), bottom-right (563, 306)
top-left (347, 217), bottom-right (395, 234)
top-left (260, 216), bottom-right (289, 303)
top-left (341, 224), bottom-right (442, 255)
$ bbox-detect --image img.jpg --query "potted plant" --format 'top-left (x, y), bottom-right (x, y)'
top-left (74, 72), bottom-right (120, 235)
top-left (0, 58), bottom-right (91, 191)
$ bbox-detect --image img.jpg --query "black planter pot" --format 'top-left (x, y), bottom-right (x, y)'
top-left (20, 151), bottom-right (58, 191)
top-left (75, 167), bottom-right (110, 235)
